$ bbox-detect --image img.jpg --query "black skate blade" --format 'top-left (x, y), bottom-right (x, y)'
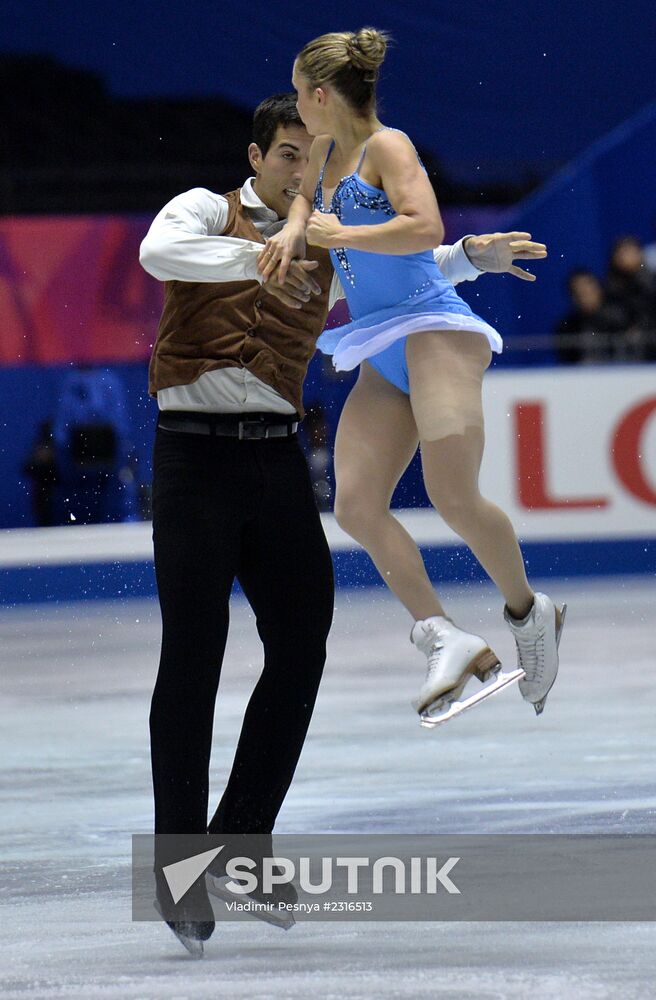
top-left (154, 899), bottom-right (206, 957)
top-left (170, 924), bottom-right (205, 958)
top-left (207, 876), bottom-right (296, 930)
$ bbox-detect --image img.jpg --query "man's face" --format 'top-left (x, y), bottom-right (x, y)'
top-left (249, 124), bottom-right (312, 219)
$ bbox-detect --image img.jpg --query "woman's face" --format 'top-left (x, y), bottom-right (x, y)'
top-left (292, 62), bottom-right (323, 137)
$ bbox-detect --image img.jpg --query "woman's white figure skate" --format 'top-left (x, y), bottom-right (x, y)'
top-left (504, 592), bottom-right (567, 715)
top-left (411, 617), bottom-right (524, 728)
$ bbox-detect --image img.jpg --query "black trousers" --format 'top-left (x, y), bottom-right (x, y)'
top-left (149, 423), bottom-right (334, 836)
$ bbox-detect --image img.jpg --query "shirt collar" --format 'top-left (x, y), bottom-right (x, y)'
top-left (240, 177), bottom-right (279, 222)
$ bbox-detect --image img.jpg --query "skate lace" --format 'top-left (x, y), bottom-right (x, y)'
top-left (514, 627), bottom-right (545, 682)
top-left (423, 627), bottom-right (447, 680)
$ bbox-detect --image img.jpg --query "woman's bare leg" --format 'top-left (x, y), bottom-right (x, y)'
top-left (406, 330), bottom-right (534, 619)
top-left (334, 362), bottom-right (446, 620)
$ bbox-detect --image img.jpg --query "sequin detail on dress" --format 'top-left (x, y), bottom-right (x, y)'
top-left (313, 138), bottom-right (396, 288)
top-left (333, 176), bottom-right (396, 218)
top-left (332, 178), bottom-right (395, 286)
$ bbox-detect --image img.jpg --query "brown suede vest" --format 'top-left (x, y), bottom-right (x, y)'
top-left (148, 189), bottom-right (334, 417)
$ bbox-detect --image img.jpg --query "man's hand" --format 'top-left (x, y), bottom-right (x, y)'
top-left (261, 259), bottom-right (321, 310)
top-left (306, 211), bottom-right (345, 249)
top-left (258, 226), bottom-right (307, 284)
top-left (463, 232), bottom-right (547, 281)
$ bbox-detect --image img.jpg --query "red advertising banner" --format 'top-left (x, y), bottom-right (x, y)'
top-left (0, 216), bottom-right (162, 365)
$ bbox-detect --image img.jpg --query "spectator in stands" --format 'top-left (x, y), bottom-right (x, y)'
top-left (643, 220), bottom-right (656, 275)
top-left (555, 269), bottom-right (628, 364)
top-left (52, 366), bottom-right (139, 524)
top-left (606, 236), bottom-right (656, 360)
top-left (22, 420), bottom-right (58, 527)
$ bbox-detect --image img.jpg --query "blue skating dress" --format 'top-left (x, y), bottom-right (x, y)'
top-left (314, 132), bottom-right (502, 394)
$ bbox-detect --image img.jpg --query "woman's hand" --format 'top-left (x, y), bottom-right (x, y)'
top-left (463, 232), bottom-right (548, 281)
top-left (258, 227), bottom-right (306, 284)
top-left (306, 211), bottom-right (345, 250)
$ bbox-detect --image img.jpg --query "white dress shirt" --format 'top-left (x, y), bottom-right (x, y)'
top-left (140, 180), bottom-right (483, 414)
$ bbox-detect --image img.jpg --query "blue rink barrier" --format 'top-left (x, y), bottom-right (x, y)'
top-left (0, 519), bottom-right (654, 606)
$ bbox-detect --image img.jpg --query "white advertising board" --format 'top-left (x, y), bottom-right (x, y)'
top-left (480, 365), bottom-right (656, 541)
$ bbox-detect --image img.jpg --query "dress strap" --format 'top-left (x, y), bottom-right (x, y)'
top-left (319, 139), bottom-right (336, 182)
top-left (355, 126), bottom-right (389, 173)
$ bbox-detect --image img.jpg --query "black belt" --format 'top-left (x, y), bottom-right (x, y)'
top-left (158, 410), bottom-right (299, 439)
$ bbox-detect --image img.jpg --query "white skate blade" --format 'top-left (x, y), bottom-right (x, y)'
top-left (153, 899), bottom-right (205, 958)
top-left (419, 667), bottom-right (525, 728)
top-left (557, 604), bottom-right (567, 645)
top-left (207, 875), bottom-right (296, 931)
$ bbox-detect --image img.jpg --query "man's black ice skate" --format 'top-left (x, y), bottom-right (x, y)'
top-left (154, 873), bottom-right (215, 957)
top-left (154, 899), bottom-right (214, 957)
top-left (206, 834), bottom-right (297, 930)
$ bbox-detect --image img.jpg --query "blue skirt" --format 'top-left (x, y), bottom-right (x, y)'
top-left (318, 286), bottom-right (502, 373)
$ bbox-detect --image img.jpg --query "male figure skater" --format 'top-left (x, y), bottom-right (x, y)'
top-left (140, 92), bottom-right (547, 954)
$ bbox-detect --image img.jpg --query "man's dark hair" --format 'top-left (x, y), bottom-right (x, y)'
top-left (252, 94), bottom-right (304, 158)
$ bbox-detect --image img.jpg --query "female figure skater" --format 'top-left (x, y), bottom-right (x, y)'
top-left (259, 28), bottom-right (565, 725)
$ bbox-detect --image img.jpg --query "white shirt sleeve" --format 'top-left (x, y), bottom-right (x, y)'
top-left (433, 237), bottom-right (483, 285)
top-left (139, 187), bottom-right (264, 284)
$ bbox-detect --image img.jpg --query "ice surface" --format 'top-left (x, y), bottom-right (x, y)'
top-left (2, 576), bottom-right (655, 998)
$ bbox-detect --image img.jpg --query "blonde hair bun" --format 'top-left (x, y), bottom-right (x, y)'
top-left (296, 28), bottom-right (391, 111)
top-left (346, 28), bottom-right (389, 73)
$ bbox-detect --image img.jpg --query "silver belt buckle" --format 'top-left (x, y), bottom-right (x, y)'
top-left (238, 420), bottom-right (267, 440)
